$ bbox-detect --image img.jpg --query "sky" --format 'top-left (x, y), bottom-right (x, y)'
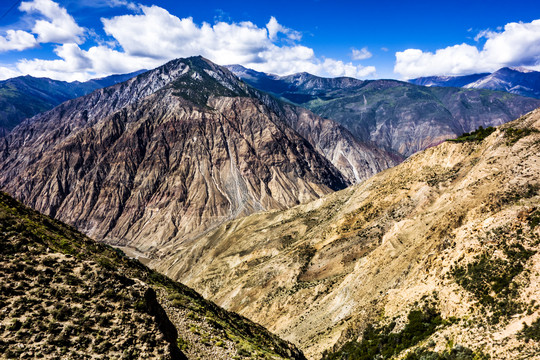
top-left (0, 0), bottom-right (539, 81)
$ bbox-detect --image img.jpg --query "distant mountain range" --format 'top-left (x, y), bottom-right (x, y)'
top-left (0, 70), bottom-right (145, 136)
top-left (409, 67), bottom-right (540, 99)
top-left (228, 65), bottom-right (540, 156)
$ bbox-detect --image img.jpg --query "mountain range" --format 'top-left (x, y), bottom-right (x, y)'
top-left (409, 67), bottom-right (540, 99)
top-left (1, 56), bottom-right (540, 359)
top-left (0, 56), bottom-right (400, 259)
top-left (0, 70), bottom-right (145, 136)
top-left (227, 65), bottom-right (540, 157)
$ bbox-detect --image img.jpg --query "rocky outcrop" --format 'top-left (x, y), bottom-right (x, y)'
top-left (0, 56), bottom-right (351, 255)
top-left (157, 108), bottom-right (540, 359)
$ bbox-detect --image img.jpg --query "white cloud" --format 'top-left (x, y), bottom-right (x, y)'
top-left (0, 30), bottom-right (37, 52)
top-left (0, 66), bottom-right (22, 81)
top-left (395, 19), bottom-right (540, 78)
top-left (105, 0), bottom-right (138, 10)
top-left (19, 0), bottom-right (85, 44)
top-left (351, 47), bottom-right (372, 60)
top-left (266, 16), bottom-right (301, 41)
top-left (16, 43), bottom-right (159, 81)
top-left (7, 3), bottom-right (375, 81)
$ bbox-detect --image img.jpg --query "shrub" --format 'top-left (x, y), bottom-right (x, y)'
top-left (323, 306), bottom-right (444, 360)
top-left (448, 126), bottom-right (496, 143)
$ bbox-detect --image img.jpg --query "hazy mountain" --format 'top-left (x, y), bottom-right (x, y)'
top-left (0, 191), bottom-right (305, 359)
top-left (408, 72), bottom-right (490, 88)
top-left (410, 67), bottom-right (540, 99)
top-left (0, 70), bottom-right (146, 136)
top-left (228, 65), bottom-right (540, 157)
top-left (157, 108), bottom-right (540, 359)
top-left (0, 56), bottom-right (372, 258)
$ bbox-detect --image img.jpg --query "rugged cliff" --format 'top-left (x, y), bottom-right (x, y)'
top-left (0, 57), bottom-right (359, 255)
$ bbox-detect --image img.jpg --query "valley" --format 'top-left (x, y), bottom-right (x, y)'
top-left (1, 57), bottom-right (540, 360)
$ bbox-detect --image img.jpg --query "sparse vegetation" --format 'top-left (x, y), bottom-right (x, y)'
top-left (452, 226), bottom-right (536, 324)
top-left (504, 127), bottom-right (539, 145)
top-left (405, 345), bottom-right (490, 360)
top-left (447, 126), bottom-right (496, 143)
top-left (0, 191), bottom-right (305, 360)
top-left (519, 318), bottom-right (540, 342)
top-left (323, 306), bottom-right (445, 360)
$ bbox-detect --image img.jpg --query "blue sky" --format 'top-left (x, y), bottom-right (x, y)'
top-left (0, 0), bottom-right (539, 81)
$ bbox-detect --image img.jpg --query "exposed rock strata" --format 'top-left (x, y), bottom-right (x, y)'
top-left (0, 57), bottom-right (355, 254)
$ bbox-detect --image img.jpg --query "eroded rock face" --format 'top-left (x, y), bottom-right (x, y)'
top-left (0, 57), bottom-right (350, 254)
top-left (157, 108), bottom-right (540, 359)
top-left (254, 92), bottom-right (403, 184)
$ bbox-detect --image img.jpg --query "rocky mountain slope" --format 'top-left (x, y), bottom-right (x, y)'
top-left (0, 56), bottom-right (398, 259)
top-left (229, 65), bottom-right (540, 157)
top-left (0, 191), bottom-right (305, 359)
top-left (0, 70), bottom-right (145, 136)
top-left (157, 108), bottom-right (540, 359)
top-left (410, 67), bottom-right (540, 99)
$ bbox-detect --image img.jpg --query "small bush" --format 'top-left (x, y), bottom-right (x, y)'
top-left (519, 318), bottom-right (540, 342)
top-left (504, 127), bottom-right (539, 145)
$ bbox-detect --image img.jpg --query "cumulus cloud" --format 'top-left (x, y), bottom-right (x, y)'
top-left (0, 30), bottom-right (37, 52)
top-left (19, 0), bottom-right (85, 44)
top-left (16, 43), bottom-right (160, 81)
top-left (99, 6), bottom-right (374, 78)
top-left (0, 66), bottom-right (22, 80)
top-left (266, 16), bottom-right (302, 41)
top-left (5, 2), bottom-right (375, 81)
top-left (395, 19), bottom-right (540, 78)
top-left (351, 47), bottom-right (372, 60)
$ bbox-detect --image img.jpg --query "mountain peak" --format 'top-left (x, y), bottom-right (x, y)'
top-left (165, 57), bottom-right (250, 106)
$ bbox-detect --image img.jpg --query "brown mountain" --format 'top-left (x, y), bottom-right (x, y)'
top-left (0, 56), bottom-right (389, 256)
top-left (0, 191), bottom-right (305, 359)
top-left (157, 108), bottom-right (540, 359)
